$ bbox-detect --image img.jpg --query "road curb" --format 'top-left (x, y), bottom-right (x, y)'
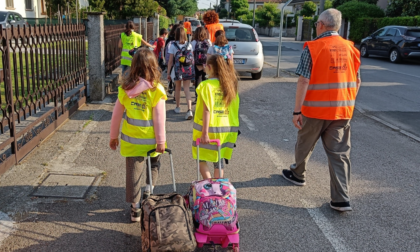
top-left (355, 106), bottom-right (420, 143)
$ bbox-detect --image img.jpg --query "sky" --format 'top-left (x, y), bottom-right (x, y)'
top-left (198, 0), bottom-right (219, 9)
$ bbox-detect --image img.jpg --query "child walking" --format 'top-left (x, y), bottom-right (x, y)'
top-left (109, 48), bottom-right (167, 222)
top-left (192, 27), bottom-right (212, 103)
top-left (167, 27), bottom-right (195, 120)
top-left (207, 30), bottom-right (234, 60)
top-left (192, 54), bottom-right (240, 179)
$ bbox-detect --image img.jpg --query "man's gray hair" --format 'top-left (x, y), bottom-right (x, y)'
top-left (319, 8), bottom-right (342, 31)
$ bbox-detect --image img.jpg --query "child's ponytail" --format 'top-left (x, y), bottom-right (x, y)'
top-left (207, 54), bottom-right (238, 107)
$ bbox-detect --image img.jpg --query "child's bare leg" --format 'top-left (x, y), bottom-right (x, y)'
top-left (183, 80), bottom-right (192, 110)
top-left (199, 162), bottom-right (211, 179)
top-left (175, 80), bottom-right (182, 107)
top-left (214, 168), bottom-right (224, 178)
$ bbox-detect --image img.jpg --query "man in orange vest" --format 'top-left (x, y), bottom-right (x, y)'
top-left (184, 18), bottom-right (192, 41)
top-left (282, 9), bottom-right (361, 212)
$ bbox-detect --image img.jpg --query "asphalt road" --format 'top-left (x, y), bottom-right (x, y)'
top-left (0, 64), bottom-right (419, 251)
top-left (261, 35), bottom-right (420, 139)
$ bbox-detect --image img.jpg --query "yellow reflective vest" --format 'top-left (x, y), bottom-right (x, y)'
top-left (118, 83), bottom-right (167, 157)
top-left (121, 31), bottom-right (143, 66)
top-left (192, 78), bottom-right (240, 163)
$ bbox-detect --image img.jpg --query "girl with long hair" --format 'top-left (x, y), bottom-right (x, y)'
top-left (192, 54), bottom-right (240, 179)
top-left (167, 27), bottom-right (195, 120)
top-left (109, 48), bottom-right (167, 222)
top-left (192, 26), bottom-right (212, 103)
top-left (207, 30), bottom-right (234, 60)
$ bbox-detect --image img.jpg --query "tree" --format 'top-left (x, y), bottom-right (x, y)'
top-left (337, 1), bottom-right (384, 22)
top-left (45, 0), bottom-right (77, 17)
top-left (325, 0), bottom-right (333, 9)
top-left (255, 2), bottom-right (281, 27)
top-left (300, 1), bottom-right (317, 17)
top-left (386, 0), bottom-right (420, 17)
top-left (123, 0), bottom-right (159, 18)
top-left (155, 0), bottom-right (198, 17)
top-left (231, 0), bottom-right (249, 13)
top-left (220, 8), bottom-right (228, 18)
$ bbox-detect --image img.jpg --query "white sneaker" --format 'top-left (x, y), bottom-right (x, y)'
top-left (185, 110), bottom-right (193, 120)
top-left (174, 107), bottom-right (181, 114)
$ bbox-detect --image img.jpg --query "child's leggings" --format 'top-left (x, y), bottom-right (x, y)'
top-left (126, 156), bottom-right (161, 203)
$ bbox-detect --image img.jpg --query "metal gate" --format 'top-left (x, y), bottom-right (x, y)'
top-left (0, 24), bottom-right (87, 176)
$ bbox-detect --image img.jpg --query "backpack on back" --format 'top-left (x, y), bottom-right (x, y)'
top-left (194, 40), bottom-right (210, 65)
top-left (214, 45), bottom-right (233, 60)
top-left (173, 42), bottom-right (195, 81)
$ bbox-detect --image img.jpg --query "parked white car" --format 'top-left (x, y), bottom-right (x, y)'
top-left (221, 23), bottom-right (264, 80)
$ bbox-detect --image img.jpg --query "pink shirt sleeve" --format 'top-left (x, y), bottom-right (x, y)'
top-left (153, 98), bottom-right (166, 144)
top-left (110, 99), bottom-right (124, 139)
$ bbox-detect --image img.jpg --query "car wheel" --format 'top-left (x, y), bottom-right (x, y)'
top-left (389, 48), bottom-right (402, 63)
top-left (360, 45), bottom-right (369, 58)
top-left (251, 71), bottom-right (262, 80)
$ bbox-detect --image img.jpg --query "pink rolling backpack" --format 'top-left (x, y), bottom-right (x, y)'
top-left (186, 139), bottom-right (240, 251)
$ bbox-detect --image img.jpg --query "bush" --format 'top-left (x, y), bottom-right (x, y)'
top-left (337, 1), bottom-right (384, 23)
top-left (349, 16), bottom-right (420, 42)
top-left (300, 1), bottom-right (317, 17)
top-left (333, 0), bottom-right (378, 8)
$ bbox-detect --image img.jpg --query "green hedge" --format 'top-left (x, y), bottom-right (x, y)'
top-left (350, 16), bottom-right (420, 43)
top-left (159, 16), bottom-right (170, 30)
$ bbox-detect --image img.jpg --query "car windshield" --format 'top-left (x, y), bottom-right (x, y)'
top-left (406, 30), bottom-right (420, 37)
top-left (225, 28), bottom-right (255, 42)
top-left (0, 13), bottom-right (7, 22)
top-left (191, 20), bottom-right (200, 26)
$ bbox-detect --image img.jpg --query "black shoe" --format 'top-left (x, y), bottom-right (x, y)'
top-left (330, 201), bottom-right (352, 212)
top-left (143, 191), bottom-right (150, 201)
top-left (131, 206), bottom-right (141, 222)
top-left (282, 169), bottom-right (306, 186)
top-left (168, 88), bottom-right (173, 95)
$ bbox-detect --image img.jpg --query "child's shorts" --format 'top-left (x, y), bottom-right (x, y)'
top-left (199, 159), bottom-right (225, 169)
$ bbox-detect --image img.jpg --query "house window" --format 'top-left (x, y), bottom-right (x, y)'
top-left (25, 0), bottom-right (33, 10)
top-left (6, 0), bottom-right (14, 8)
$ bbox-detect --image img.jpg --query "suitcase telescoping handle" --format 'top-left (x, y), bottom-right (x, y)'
top-left (195, 139), bottom-right (222, 180)
top-left (146, 148), bottom-right (176, 194)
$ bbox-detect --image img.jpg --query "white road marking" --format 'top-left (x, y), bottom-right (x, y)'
top-left (259, 142), bottom-right (283, 169)
top-left (301, 200), bottom-right (352, 252)
top-left (240, 114), bottom-right (257, 131)
top-left (0, 211), bottom-right (15, 246)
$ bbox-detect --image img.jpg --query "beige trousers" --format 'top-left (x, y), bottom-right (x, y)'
top-left (292, 115), bottom-right (352, 203)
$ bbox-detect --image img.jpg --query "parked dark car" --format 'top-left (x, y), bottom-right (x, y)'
top-left (360, 26), bottom-right (420, 63)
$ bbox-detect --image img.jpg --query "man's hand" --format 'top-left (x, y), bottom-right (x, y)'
top-left (200, 133), bottom-right (210, 145)
top-left (109, 139), bottom-right (119, 150)
top-left (293, 114), bottom-right (303, 130)
top-left (156, 143), bottom-right (165, 154)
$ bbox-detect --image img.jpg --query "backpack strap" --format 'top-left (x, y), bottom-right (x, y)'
top-left (173, 42), bottom-right (181, 51)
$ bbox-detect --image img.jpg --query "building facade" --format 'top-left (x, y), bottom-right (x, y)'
top-left (248, 0), bottom-right (294, 12)
top-left (1, 0), bottom-right (89, 18)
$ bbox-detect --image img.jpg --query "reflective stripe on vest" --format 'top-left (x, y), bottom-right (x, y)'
top-left (121, 133), bottom-right (156, 145)
top-left (122, 49), bottom-right (130, 52)
top-left (121, 56), bottom-right (132, 61)
top-left (125, 114), bottom-right (154, 127)
top-left (302, 36), bottom-right (360, 120)
top-left (303, 100), bottom-right (355, 107)
top-left (192, 141), bottom-right (235, 150)
top-left (193, 123), bottom-right (238, 133)
top-left (307, 82), bottom-right (357, 91)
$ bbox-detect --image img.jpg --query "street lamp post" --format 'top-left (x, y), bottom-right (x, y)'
top-left (252, 0), bottom-right (257, 27)
top-left (276, 0), bottom-right (294, 78)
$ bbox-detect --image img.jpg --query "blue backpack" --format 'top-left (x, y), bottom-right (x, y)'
top-left (213, 45), bottom-right (233, 60)
top-left (173, 42), bottom-right (195, 81)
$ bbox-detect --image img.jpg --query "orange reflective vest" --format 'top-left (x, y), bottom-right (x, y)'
top-left (184, 21), bottom-right (192, 35)
top-left (206, 23), bottom-right (224, 43)
top-left (302, 35), bottom-right (361, 120)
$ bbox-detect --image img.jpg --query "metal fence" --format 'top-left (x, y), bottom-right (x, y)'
top-left (0, 24), bottom-right (87, 176)
top-left (104, 22), bottom-right (154, 76)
